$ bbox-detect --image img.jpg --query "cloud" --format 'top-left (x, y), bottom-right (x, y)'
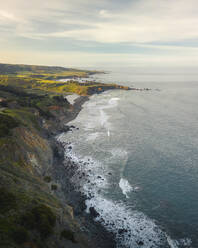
top-left (0, 0), bottom-right (198, 67)
top-left (1, 0), bottom-right (198, 43)
top-left (42, 0), bottom-right (198, 43)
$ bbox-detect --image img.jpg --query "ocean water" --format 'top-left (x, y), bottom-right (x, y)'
top-left (57, 67), bottom-right (198, 248)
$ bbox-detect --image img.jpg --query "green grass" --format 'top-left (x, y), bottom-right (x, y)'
top-left (0, 64), bottom-right (128, 96)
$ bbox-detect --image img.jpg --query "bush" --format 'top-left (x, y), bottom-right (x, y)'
top-left (0, 113), bottom-right (18, 137)
top-left (44, 176), bottom-right (51, 183)
top-left (12, 226), bottom-right (29, 244)
top-left (0, 217), bottom-right (12, 237)
top-left (51, 184), bottom-right (57, 191)
top-left (0, 187), bottom-right (17, 213)
top-left (0, 217), bottom-right (29, 245)
top-left (22, 204), bottom-right (56, 239)
top-left (60, 229), bottom-right (76, 243)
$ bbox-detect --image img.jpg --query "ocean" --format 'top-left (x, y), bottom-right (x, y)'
top-left (57, 67), bottom-right (198, 248)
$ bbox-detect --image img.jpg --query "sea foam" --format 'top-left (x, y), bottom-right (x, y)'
top-left (56, 137), bottom-right (187, 248)
top-left (119, 178), bottom-right (134, 198)
top-left (56, 93), bottom-right (191, 248)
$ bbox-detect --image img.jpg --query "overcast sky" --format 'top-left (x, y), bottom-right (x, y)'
top-left (1, 0), bottom-right (198, 68)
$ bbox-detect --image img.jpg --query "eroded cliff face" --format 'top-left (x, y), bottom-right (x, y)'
top-left (0, 92), bottom-right (115, 248)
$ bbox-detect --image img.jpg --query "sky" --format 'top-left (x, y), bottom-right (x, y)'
top-left (1, 0), bottom-right (198, 68)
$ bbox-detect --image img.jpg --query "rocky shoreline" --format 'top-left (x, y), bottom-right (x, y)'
top-left (49, 95), bottom-right (117, 248)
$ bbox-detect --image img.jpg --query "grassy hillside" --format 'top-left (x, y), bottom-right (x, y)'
top-left (0, 63), bottom-right (92, 76)
top-left (0, 83), bottom-right (81, 248)
top-left (0, 63), bottom-right (130, 96)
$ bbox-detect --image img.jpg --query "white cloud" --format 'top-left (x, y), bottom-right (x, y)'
top-left (1, 0), bottom-right (198, 67)
top-left (45, 0), bottom-right (198, 43)
top-left (1, 0), bottom-right (198, 44)
top-left (99, 9), bottom-right (112, 18)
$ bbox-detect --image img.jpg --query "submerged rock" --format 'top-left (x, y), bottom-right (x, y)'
top-left (89, 207), bottom-right (100, 218)
top-left (137, 240), bottom-right (144, 246)
top-left (118, 229), bottom-right (128, 235)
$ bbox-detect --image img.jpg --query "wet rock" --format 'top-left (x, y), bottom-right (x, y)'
top-left (118, 229), bottom-right (128, 235)
top-left (137, 240), bottom-right (144, 246)
top-left (62, 125), bottom-right (70, 132)
top-left (89, 207), bottom-right (100, 218)
top-left (68, 146), bottom-right (72, 150)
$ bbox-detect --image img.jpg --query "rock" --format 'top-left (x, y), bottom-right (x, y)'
top-left (68, 146), bottom-right (72, 150)
top-left (118, 229), bottom-right (128, 235)
top-left (89, 207), bottom-right (100, 218)
top-left (137, 241), bottom-right (144, 246)
top-left (62, 125), bottom-right (70, 132)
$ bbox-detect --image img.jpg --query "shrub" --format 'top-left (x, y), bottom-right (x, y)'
top-left (0, 187), bottom-right (17, 213)
top-left (44, 176), bottom-right (51, 183)
top-left (0, 113), bottom-right (18, 137)
top-left (22, 204), bottom-right (56, 239)
top-left (0, 217), bottom-right (12, 237)
top-left (0, 217), bottom-right (29, 245)
top-left (60, 229), bottom-right (76, 243)
top-left (51, 184), bottom-right (57, 191)
top-left (12, 226), bottom-right (29, 244)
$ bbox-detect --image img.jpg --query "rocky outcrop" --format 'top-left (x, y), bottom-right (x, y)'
top-left (87, 85), bottom-right (131, 95)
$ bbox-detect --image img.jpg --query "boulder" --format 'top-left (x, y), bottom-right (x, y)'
top-left (89, 207), bottom-right (100, 218)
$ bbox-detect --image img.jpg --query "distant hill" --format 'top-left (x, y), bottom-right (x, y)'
top-left (0, 63), bottom-right (85, 75)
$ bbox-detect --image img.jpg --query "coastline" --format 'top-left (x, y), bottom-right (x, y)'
top-left (49, 94), bottom-right (117, 248)
top-left (0, 63), bottom-right (132, 247)
top-left (51, 92), bottom-right (175, 248)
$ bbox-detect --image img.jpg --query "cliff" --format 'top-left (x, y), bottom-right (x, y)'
top-left (0, 63), bottom-right (127, 248)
